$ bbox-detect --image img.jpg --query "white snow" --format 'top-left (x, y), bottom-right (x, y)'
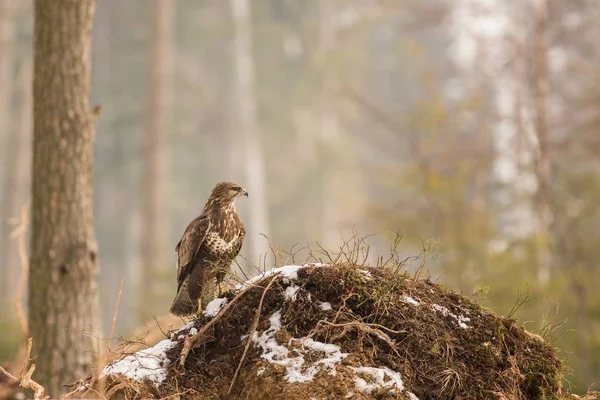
top-left (402, 296), bottom-right (420, 306)
top-left (171, 320), bottom-right (196, 338)
top-left (431, 304), bottom-right (471, 329)
top-left (189, 327), bottom-right (198, 336)
top-left (350, 366), bottom-right (419, 399)
top-left (203, 297), bottom-right (228, 317)
top-left (101, 338), bottom-right (175, 387)
top-left (251, 309), bottom-right (349, 383)
top-left (318, 301), bottom-right (333, 311)
top-left (236, 263), bottom-right (329, 290)
top-left (257, 366), bottom-right (266, 376)
top-left (284, 285), bottom-right (300, 301)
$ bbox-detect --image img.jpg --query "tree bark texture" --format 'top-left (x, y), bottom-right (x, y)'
top-left (532, 0), bottom-right (551, 286)
top-left (231, 0), bottom-right (271, 267)
top-left (140, 0), bottom-right (175, 318)
top-left (29, 0), bottom-right (99, 395)
top-left (318, 0), bottom-right (341, 250)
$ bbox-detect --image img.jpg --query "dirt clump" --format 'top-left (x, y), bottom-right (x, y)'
top-left (89, 262), bottom-right (570, 400)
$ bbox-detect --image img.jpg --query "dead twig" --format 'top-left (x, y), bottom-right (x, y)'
top-left (0, 338), bottom-right (47, 399)
top-left (13, 204), bottom-right (30, 339)
top-left (109, 277), bottom-right (126, 352)
top-left (228, 275), bottom-right (278, 394)
top-left (94, 276), bottom-right (126, 396)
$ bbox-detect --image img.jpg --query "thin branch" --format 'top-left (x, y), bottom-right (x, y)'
top-left (179, 277), bottom-right (271, 366)
top-left (228, 275), bottom-right (278, 394)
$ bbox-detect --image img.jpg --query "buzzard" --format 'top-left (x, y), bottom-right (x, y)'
top-left (169, 181), bottom-right (248, 316)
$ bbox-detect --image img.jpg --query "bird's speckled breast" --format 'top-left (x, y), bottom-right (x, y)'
top-left (205, 231), bottom-right (242, 256)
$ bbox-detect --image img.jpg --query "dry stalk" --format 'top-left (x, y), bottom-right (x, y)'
top-left (109, 277), bottom-right (126, 352)
top-left (93, 276), bottom-right (126, 397)
top-left (0, 338), bottom-right (47, 399)
top-left (228, 275), bottom-right (278, 394)
top-left (13, 205), bottom-right (30, 338)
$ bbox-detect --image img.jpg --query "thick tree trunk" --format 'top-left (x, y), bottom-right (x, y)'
top-left (1, 63), bottom-right (32, 301)
top-left (532, 0), bottom-right (551, 286)
top-left (318, 0), bottom-right (340, 250)
top-left (0, 0), bottom-right (16, 301)
top-left (231, 0), bottom-right (271, 266)
top-left (140, 0), bottom-right (175, 318)
top-left (29, 0), bottom-right (99, 395)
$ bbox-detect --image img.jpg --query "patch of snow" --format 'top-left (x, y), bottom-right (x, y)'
top-left (203, 297), bottom-right (228, 318)
top-left (236, 263), bottom-right (329, 290)
top-left (284, 285), bottom-right (300, 301)
top-left (350, 366), bottom-right (418, 399)
top-left (351, 366), bottom-right (404, 394)
top-left (432, 304), bottom-right (471, 329)
top-left (251, 309), bottom-right (348, 383)
top-left (189, 327), bottom-right (198, 336)
top-left (482, 342), bottom-right (490, 347)
top-left (257, 366), bottom-right (266, 376)
top-left (171, 320), bottom-right (196, 338)
top-left (360, 270), bottom-right (372, 279)
top-left (177, 335), bottom-right (184, 340)
top-left (295, 338), bottom-right (347, 377)
top-left (318, 301), bottom-right (332, 311)
top-left (303, 262), bottom-right (328, 268)
top-left (402, 296), bottom-right (420, 306)
top-left (101, 338), bottom-right (175, 387)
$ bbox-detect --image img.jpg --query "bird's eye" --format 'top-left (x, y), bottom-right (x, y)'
top-left (235, 187), bottom-right (242, 192)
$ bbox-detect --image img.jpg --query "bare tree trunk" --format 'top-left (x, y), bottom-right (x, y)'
top-left (1, 63), bottom-right (32, 301)
top-left (318, 0), bottom-right (341, 250)
top-left (140, 0), bottom-right (175, 318)
top-left (0, 0), bottom-right (16, 301)
top-left (231, 0), bottom-right (270, 266)
top-left (532, 0), bottom-right (551, 286)
top-left (29, 0), bottom-right (99, 395)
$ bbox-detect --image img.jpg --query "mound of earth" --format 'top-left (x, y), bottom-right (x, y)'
top-left (88, 262), bottom-right (569, 399)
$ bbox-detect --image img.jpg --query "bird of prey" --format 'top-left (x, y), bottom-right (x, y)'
top-left (169, 181), bottom-right (247, 317)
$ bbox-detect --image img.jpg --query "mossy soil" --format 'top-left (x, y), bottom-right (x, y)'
top-left (96, 263), bottom-right (569, 400)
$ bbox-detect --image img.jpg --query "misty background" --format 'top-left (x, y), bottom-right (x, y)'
top-left (1, 0), bottom-right (599, 392)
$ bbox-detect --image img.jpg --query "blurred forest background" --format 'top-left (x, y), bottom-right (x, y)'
top-left (0, 0), bottom-right (599, 393)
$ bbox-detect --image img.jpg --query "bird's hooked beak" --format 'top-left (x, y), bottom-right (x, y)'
top-left (241, 188), bottom-right (248, 197)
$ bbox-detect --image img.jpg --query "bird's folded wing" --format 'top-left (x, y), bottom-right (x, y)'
top-left (175, 214), bottom-right (210, 287)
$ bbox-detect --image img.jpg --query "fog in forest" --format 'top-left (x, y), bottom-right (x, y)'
top-left (1, 0), bottom-right (600, 393)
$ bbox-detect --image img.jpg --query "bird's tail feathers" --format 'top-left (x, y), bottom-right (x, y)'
top-left (169, 276), bottom-right (196, 316)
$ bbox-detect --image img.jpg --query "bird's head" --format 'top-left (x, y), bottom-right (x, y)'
top-left (209, 181), bottom-right (248, 206)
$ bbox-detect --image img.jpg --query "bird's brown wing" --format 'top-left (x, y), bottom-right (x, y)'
top-left (175, 214), bottom-right (210, 290)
